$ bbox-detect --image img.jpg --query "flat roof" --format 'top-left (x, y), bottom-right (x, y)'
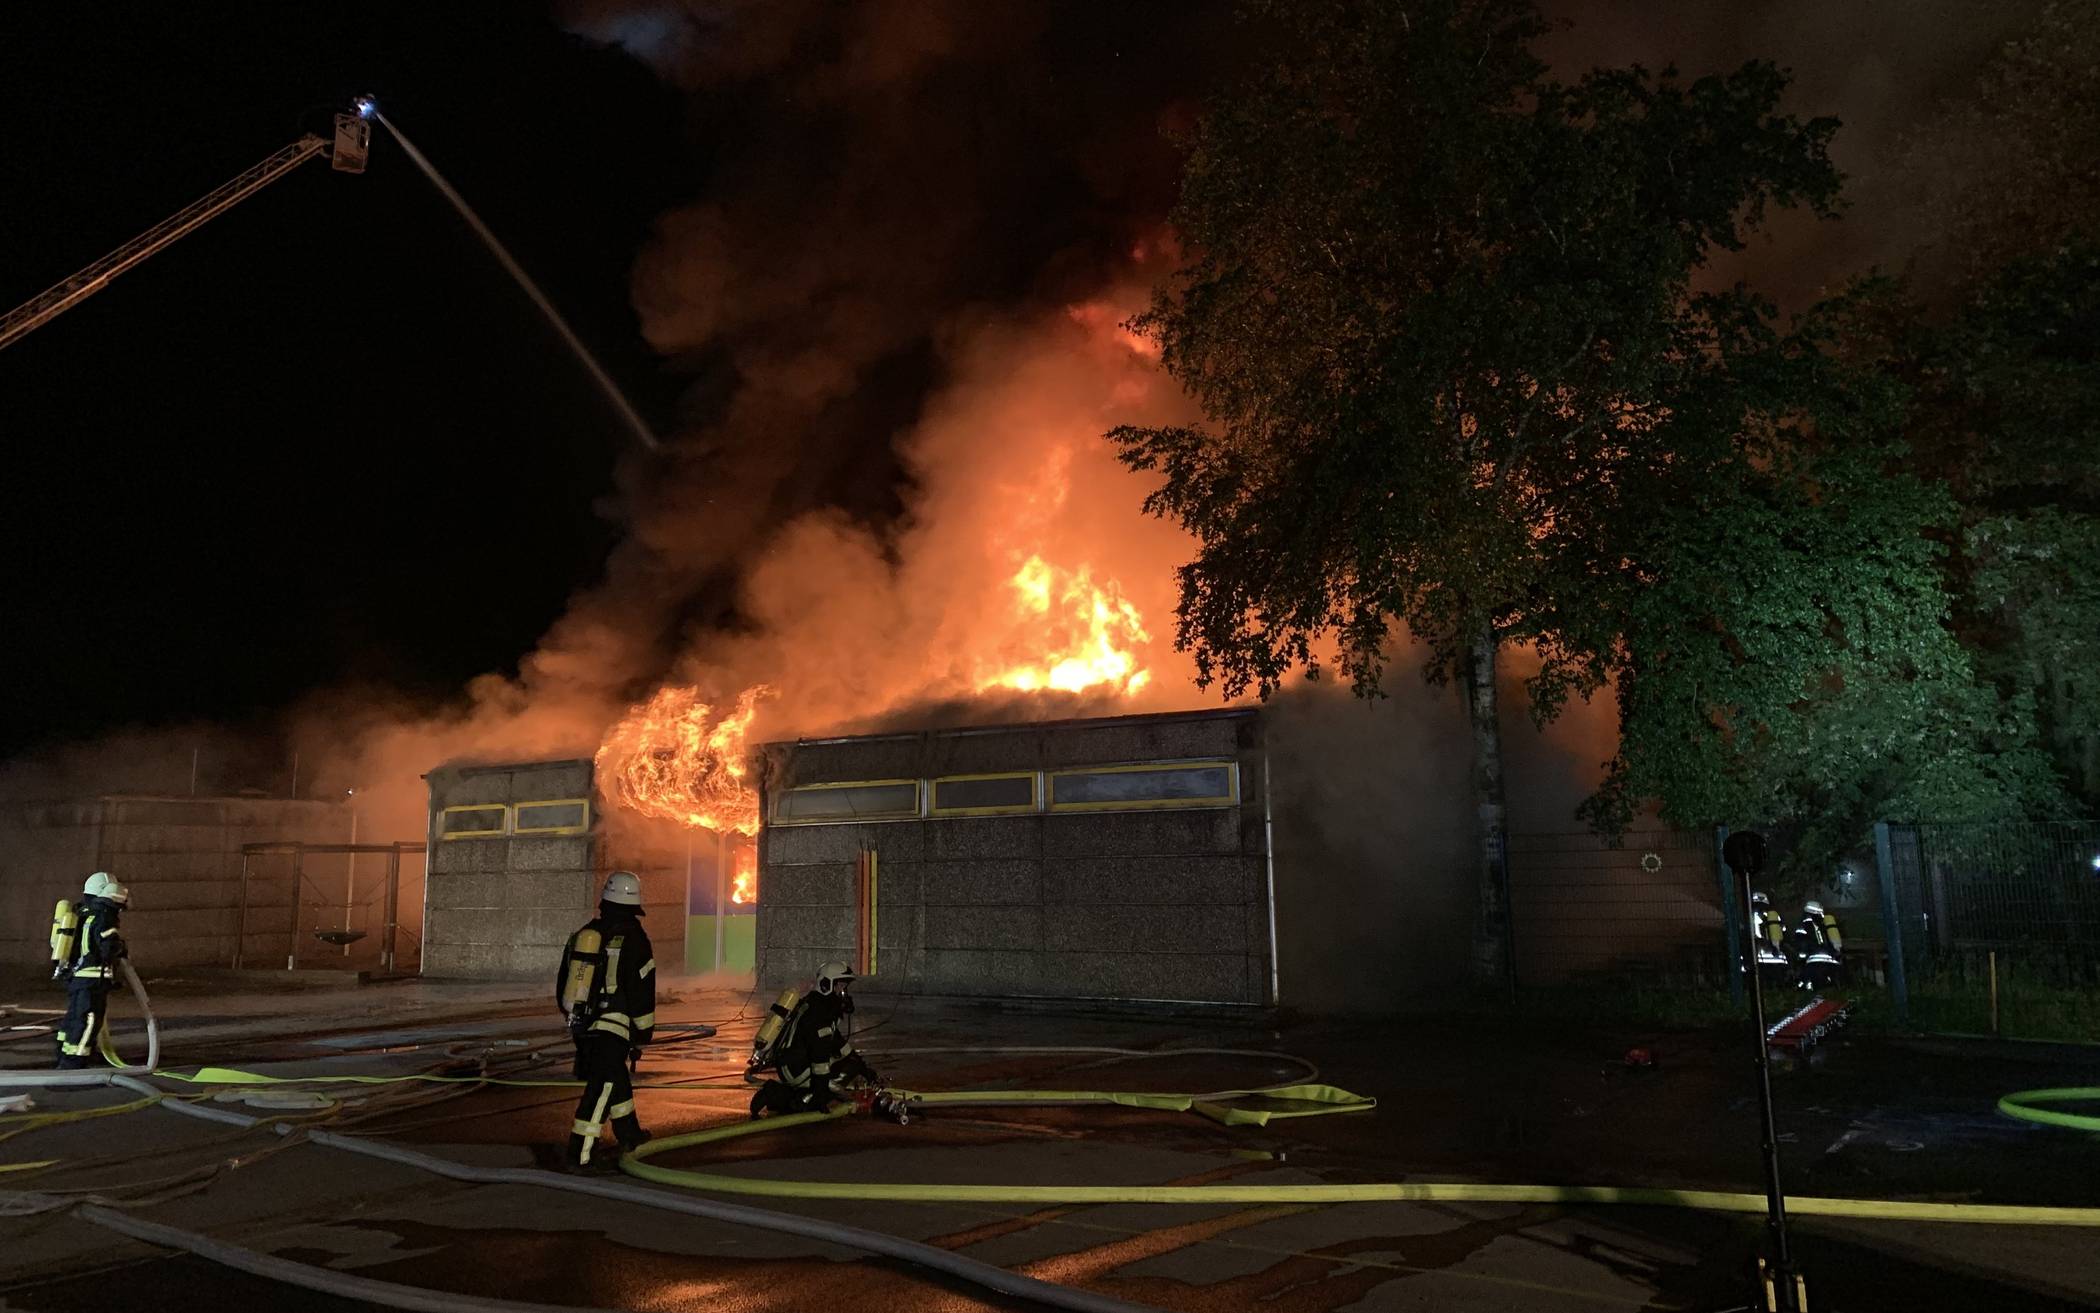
top-left (764, 704), bottom-right (1256, 750)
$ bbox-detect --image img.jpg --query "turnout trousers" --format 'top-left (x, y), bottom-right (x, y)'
top-left (566, 1032), bottom-right (644, 1166)
top-left (55, 980), bottom-right (110, 1070)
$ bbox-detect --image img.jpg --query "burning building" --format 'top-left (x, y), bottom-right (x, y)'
top-left (753, 707), bottom-right (1276, 1006)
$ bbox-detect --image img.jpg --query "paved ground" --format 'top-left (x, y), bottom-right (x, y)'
top-left (3, 976), bottom-right (2097, 1311)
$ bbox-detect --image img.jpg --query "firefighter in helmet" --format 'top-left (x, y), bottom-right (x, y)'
top-left (1796, 899), bottom-right (1844, 988)
top-left (55, 872), bottom-right (130, 1069)
top-left (748, 959), bottom-right (881, 1117)
top-left (1750, 890), bottom-right (1793, 989)
top-left (554, 871), bottom-right (657, 1170)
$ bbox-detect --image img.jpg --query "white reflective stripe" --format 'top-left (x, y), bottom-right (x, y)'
top-left (605, 936), bottom-right (624, 997)
top-left (63, 1012), bottom-right (96, 1056)
top-left (608, 1100), bottom-right (635, 1120)
top-left (578, 1085), bottom-right (614, 1163)
top-left (631, 1012), bottom-right (655, 1030)
top-left (639, 960), bottom-right (655, 978)
top-left (838, 1042), bottom-right (854, 1058)
top-left (570, 1119), bottom-right (598, 1135)
top-left (99, 927), bottom-right (120, 937)
top-left (590, 1018), bottom-right (632, 1038)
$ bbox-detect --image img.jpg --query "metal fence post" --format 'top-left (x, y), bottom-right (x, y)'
top-left (1873, 821), bottom-right (1909, 1026)
top-left (1715, 825), bottom-right (1744, 1006)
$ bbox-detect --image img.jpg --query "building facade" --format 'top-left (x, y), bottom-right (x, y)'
top-left (755, 708), bottom-right (1276, 1006)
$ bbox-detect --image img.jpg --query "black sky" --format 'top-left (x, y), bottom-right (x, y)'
top-left (0, 1), bottom-right (2045, 772)
top-left (0, 3), bottom-right (694, 756)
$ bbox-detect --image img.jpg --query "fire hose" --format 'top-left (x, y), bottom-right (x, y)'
top-left (0, 960), bottom-right (160, 1088)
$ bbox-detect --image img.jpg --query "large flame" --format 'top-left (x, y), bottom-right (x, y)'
top-left (595, 685), bottom-right (773, 836)
top-left (731, 845), bottom-right (756, 905)
top-left (981, 555), bottom-right (1152, 695)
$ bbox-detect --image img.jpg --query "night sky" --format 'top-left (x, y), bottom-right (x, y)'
top-left (0, 4), bottom-right (693, 755)
top-left (0, 1), bottom-right (2044, 773)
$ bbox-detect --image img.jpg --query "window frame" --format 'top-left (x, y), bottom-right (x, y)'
top-left (1045, 760), bottom-right (1240, 813)
top-left (512, 797), bottom-right (592, 836)
top-left (769, 778), bottom-right (924, 826)
top-left (437, 803), bottom-right (510, 840)
top-left (928, 771), bottom-right (1040, 818)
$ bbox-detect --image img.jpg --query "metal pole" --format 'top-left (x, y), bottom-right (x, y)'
top-left (1261, 752), bottom-right (1283, 1007)
top-left (1873, 821), bottom-right (1909, 1025)
top-left (189, 746), bottom-right (199, 797)
top-left (343, 809), bottom-right (358, 957)
top-left (1989, 950), bottom-right (2000, 1036)
top-left (1716, 825), bottom-right (1744, 1006)
top-left (381, 846), bottom-right (400, 974)
top-left (683, 828), bottom-right (695, 974)
top-left (287, 846), bottom-right (302, 971)
top-left (714, 829), bottom-right (728, 973)
top-left (1735, 869), bottom-right (1798, 1309)
top-left (235, 854), bottom-right (249, 970)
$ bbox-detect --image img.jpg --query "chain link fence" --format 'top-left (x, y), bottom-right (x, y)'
top-left (1878, 821), bottom-right (2100, 1037)
top-left (1505, 820), bottom-right (2100, 1040)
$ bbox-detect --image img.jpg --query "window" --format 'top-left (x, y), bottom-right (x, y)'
top-left (1048, 762), bottom-right (1238, 811)
top-left (772, 780), bottom-right (921, 824)
top-left (930, 773), bottom-right (1037, 816)
top-left (514, 799), bottom-right (590, 835)
top-left (438, 804), bottom-right (508, 839)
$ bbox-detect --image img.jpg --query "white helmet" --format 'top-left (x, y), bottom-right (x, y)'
top-left (815, 960), bottom-right (856, 995)
top-left (1804, 900), bottom-right (1825, 917)
top-left (84, 871), bottom-right (130, 906)
top-left (601, 870), bottom-right (643, 907)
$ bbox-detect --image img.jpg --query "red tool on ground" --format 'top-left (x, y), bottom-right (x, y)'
top-left (1765, 995), bottom-right (1850, 1061)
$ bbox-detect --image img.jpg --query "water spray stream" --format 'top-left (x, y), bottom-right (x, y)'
top-left (371, 112), bottom-right (660, 452)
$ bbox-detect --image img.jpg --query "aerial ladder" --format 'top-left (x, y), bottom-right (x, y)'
top-left (0, 101), bottom-right (375, 353)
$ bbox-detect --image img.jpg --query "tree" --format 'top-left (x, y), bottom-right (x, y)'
top-left (1111, 0), bottom-right (1841, 983)
top-left (1582, 299), bottom-right (2068, 870)
top-left (1826, 246), bottom-right (2100, 808)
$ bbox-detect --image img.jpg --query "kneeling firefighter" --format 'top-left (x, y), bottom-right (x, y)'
top-left (747, 960), bottom-right (900, 1120)
top-left (554, 871), bottom-right (657, 1169)
top-left (53, 871), bottom-right (130, 1069)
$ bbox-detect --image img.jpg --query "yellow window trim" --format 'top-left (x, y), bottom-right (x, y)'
top-left (513, 797), bottom-right (592, 835)
top-left (438, 803), bottom-right (509, 839)
top-left (1046, 760), bottom-right (1240, 812)
top-left (770, 778), bottom-right (922, 826)
top-left (928, 771), bottom-right (1040, 817)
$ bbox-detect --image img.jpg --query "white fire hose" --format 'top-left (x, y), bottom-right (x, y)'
top-left (0, 961), bottom-right (160, 1088)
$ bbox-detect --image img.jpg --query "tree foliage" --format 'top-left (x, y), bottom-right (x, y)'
top-left (1116, 0), bottom-right (2074, 878)
top-left (1114, 0), bottom-right (1842, 709)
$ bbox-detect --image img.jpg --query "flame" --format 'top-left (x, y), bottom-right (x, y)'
top-left (595, 685), bottom-right (773, 836)
top-left (982, 554), bottom-right (1152, 695)
top-left (731, 846), bottom-right (756, 905)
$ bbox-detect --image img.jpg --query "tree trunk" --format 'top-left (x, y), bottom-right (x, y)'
top-left (1463, 625), bottom-right (1513, 991)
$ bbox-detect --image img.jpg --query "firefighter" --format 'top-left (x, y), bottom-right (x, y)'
top-left (554, 871), bottom-right (656, 1171)
top-left (1750, 890), bottom-right (1793, 990)
top-left (55, 872), bottom-right (129, 1069)
top-left (749, 960), bottom-right (880, 1117)
top-left (1796, 900), bottom-right (1843, 988)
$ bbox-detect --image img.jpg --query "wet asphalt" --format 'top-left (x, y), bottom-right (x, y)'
top-left (2, 984), bottom-right (2097, 1311)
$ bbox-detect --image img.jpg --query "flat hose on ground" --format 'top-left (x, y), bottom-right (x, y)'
top-left (44, 1088), bottom-right (1161, 1313)
top-left (621, 1098), bottom-right (2100, 1226)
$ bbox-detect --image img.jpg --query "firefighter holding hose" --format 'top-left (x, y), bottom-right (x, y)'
top-left (748, 960), bottom-right (902, 1121)
top-left (52, 871), bottom-right (130, 1069)
top-left (554, 871), bottom-right (657, 1170)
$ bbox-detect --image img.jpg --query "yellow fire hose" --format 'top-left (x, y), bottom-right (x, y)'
top-left (618, 1088), bottom-right (2100, 1227)
top-left (1996, 1087), bottom-right (2100, 1133)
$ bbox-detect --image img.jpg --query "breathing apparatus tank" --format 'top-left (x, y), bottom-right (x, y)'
top-left (49, 899), bottom-right (79, 979)
top-left (749, 986), bottom-right (801, 1069)
top-left (562, 927), bottom-right (604, 1020)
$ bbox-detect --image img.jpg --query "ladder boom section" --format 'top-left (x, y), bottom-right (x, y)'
top-left (0, 134), bottom-right (329, 352)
